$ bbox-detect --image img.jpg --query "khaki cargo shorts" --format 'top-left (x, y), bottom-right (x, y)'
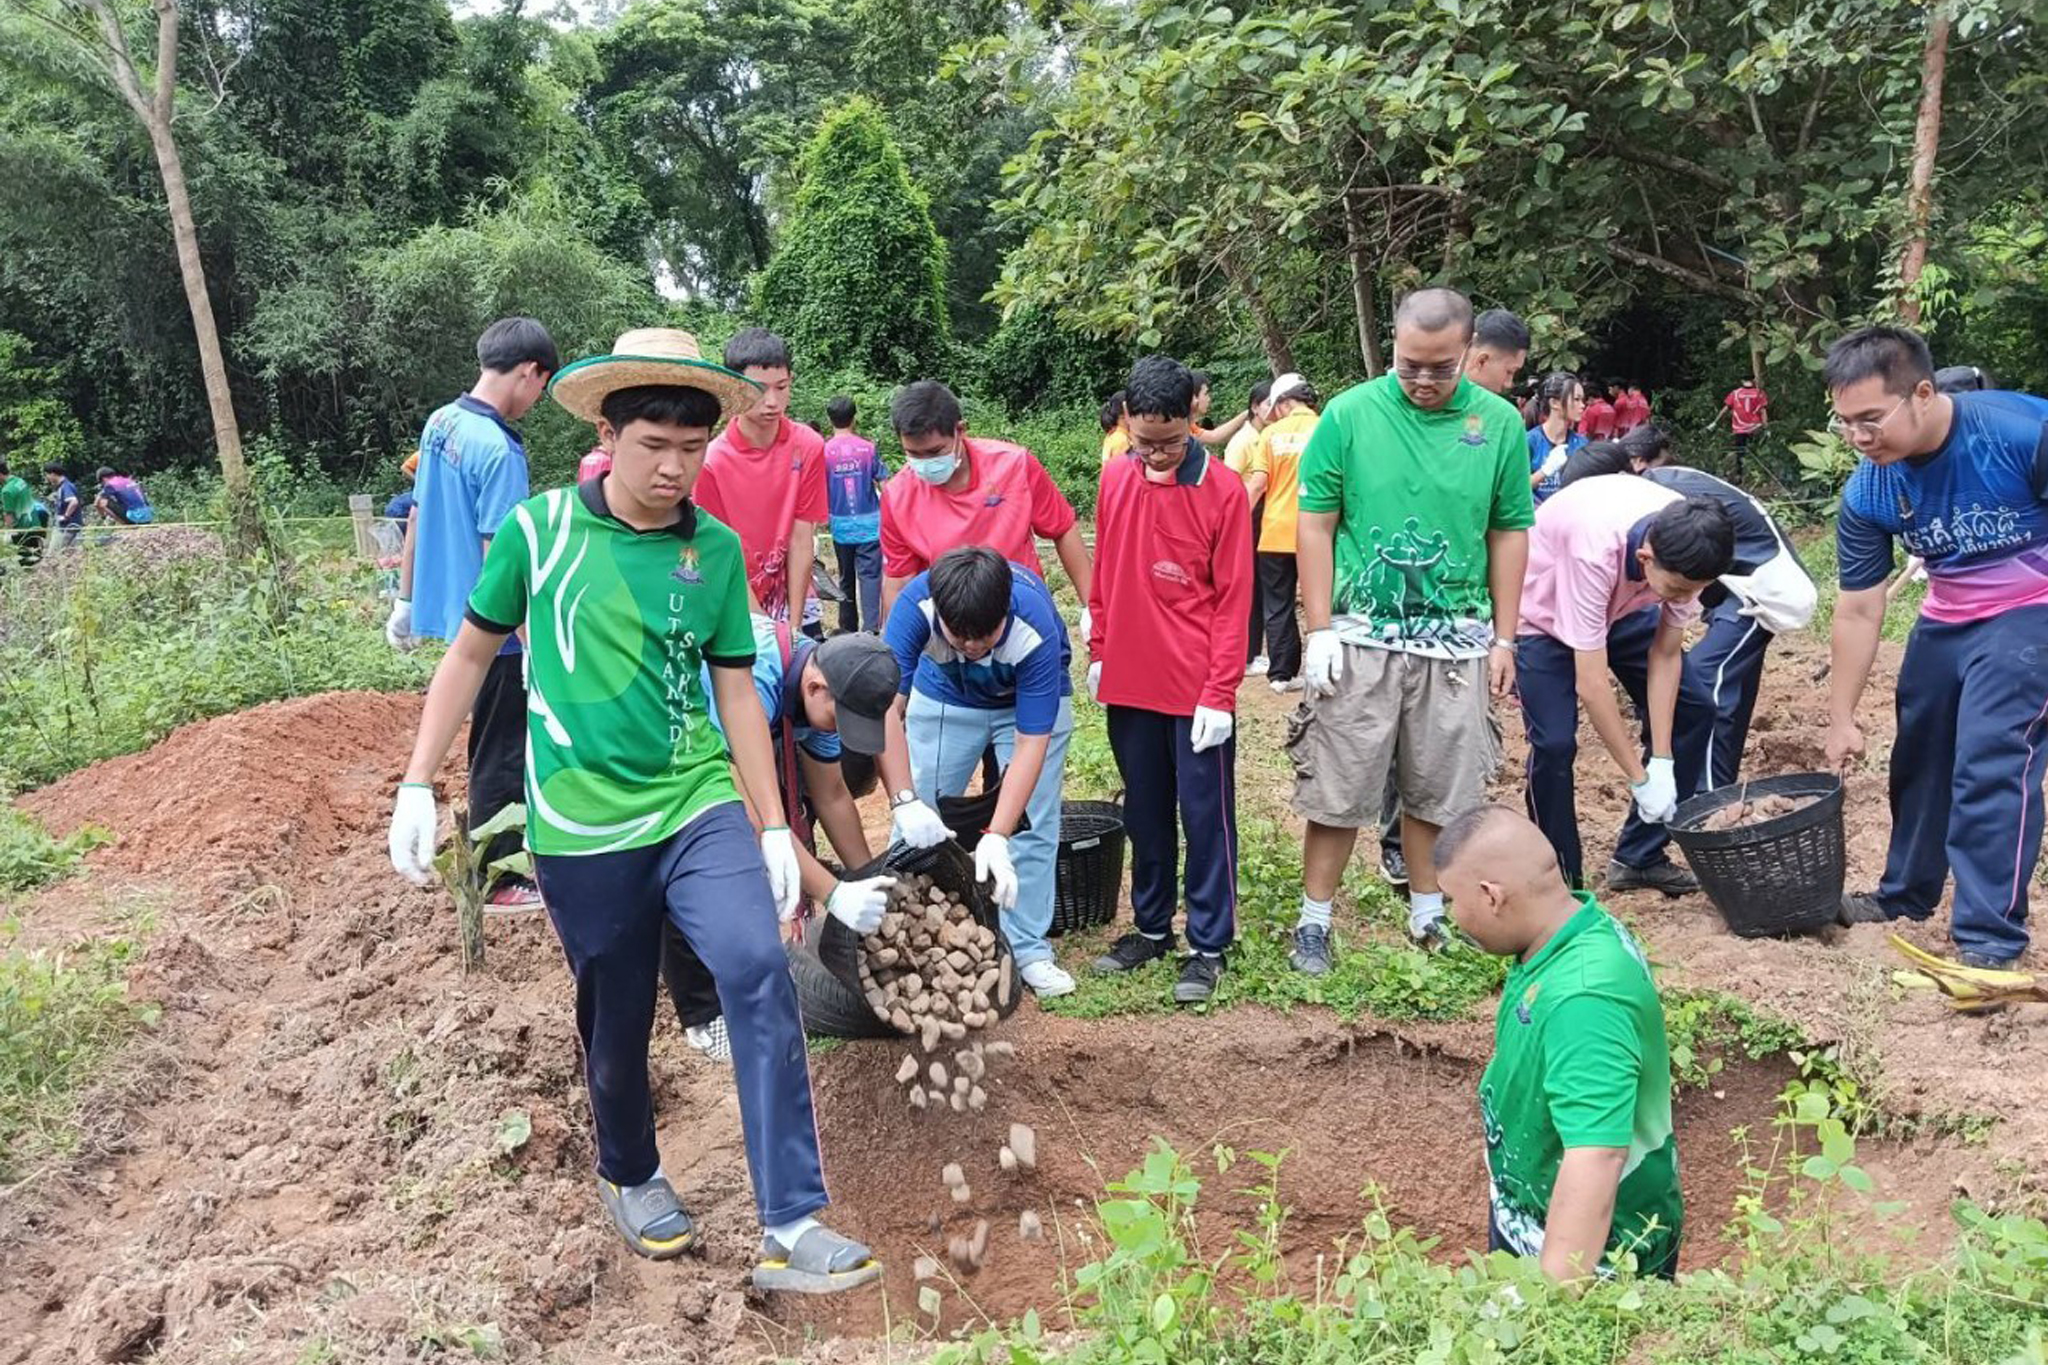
top-left (1286, 644), bottom-right (1501, 829)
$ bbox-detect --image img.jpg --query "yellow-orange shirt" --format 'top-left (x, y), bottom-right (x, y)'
top-left (1100, 428), bottom-right (1130, 464)
top-left (1245, 408), bottom-right (1318, 553)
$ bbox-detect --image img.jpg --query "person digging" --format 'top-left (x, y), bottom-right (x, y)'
top-left (1435, 804), bottom-right (1683, 1281)
top-left (386, 328), bottom-right (880, 1294)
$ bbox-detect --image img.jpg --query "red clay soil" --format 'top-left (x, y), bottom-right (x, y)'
top-left (0, 647), bottom-right (2039, 1363)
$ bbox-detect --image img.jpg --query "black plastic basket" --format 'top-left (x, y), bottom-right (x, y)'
top-left (786, 839), bottom-right (1020, 1039)
top-left (1053, 798), bottom-right (1126, 937)
top-left (1668, 773), bottom-right (1845, 938)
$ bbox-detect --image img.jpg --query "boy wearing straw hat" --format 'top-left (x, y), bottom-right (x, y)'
top-left (387, 328), bottom-right (882, 1295)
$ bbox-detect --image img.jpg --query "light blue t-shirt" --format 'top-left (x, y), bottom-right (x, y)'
top-left (414, 395), bottom-right (528, 651)
top-left (884, 567), bottom-right (1072, 735)
top-left (702, 612), bottom-right (842, 761)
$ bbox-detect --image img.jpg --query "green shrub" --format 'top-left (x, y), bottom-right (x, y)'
top-left (0, 807), bottom-right (108, 895)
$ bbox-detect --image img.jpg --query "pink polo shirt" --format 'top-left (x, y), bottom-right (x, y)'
top-left (696, 415), bottom-right (828, 617)
top-left (879, 437), bottom-right (1076, 579)
top-left (1519, 475), bottom-right (1700, 651)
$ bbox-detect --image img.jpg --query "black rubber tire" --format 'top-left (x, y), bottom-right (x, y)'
top-left (786, 938), bottom-right (899, 1040)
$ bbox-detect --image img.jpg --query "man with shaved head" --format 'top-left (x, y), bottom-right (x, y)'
top-left (1435, 805), bottom-right (1682, 1281)
top-left (1287, 286), bottom-right (1533, 970)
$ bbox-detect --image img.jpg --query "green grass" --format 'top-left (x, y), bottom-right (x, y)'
top-left (0, 923), bottom-right (157, 1182)
top-left (1044, 819), bottom-right (1508, 1024)
top-left (1661, 987), bottom-right (1808, 1089)
top-left (1797, 526), bottom-right (1925, 644)
top-left (0, 806), bottom-right (108, 896)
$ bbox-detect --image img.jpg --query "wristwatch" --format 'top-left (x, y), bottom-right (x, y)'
top-left (891, 789), bottom-right (919, 809)
top-left (1492, 637), bottom-right (1515, 650)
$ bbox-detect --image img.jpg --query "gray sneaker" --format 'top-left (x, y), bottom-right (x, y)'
top-left (1604, 859), bottom-right (1699, 897)
top-left (685, 1016), bottom-right (732, 1064)
top-left (1289, 924), bottom-right (1335, 976)
top-left (597, 1174), bottom-right (696, 1260)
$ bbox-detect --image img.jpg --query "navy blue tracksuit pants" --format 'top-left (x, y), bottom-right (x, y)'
top-left (1876, 603), bottom-right (2048, 961)
top-left (533, 801), bottom-right (827, 1226)
top-left (1517, 610), bottom-right (1709, 888)
top-left (1683, 596), bottom-right (1775, 793)
top-left (1106, 705), bottom-right (1238, 955)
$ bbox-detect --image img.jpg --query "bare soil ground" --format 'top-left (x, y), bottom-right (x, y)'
top-left (1, 620), bottom-right (2042, 1362)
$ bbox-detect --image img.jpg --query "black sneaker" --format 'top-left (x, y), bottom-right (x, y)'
top-left (1381, 846), bottom-right (1410, 891)
top-left (1173, 954), bottom-right (1224, 1005)
top-left (1092, 931), bottom-right (1174, 974)
top-left (1289, 924), bottom-right (1336, 976)
top-left (1838, 892), bottom-right (1893, 926)
top-left (1604, 859), bottom-right (1699, 897)
top-left (1958, 948), bottom-right (2024, 972)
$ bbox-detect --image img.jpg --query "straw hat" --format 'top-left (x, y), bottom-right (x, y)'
top-left (548, 328), bottom-right (761, 427)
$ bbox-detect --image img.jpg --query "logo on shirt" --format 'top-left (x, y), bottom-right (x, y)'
top-left (672, 545), bottom-right (703, 584)
top-left (1151, 559), bottom-right (1193, 588)
top-left (1459, 414), bottom-right (1487, 447)
top-left (983, 488), bottom-right (1006, 508)
top-left (1514, 981), bottom-right (1540, 1025)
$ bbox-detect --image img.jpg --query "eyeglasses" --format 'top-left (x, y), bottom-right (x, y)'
top-left (1127, 436), bottom-right (1189, 460)
top-left (1392, 353), bottom-right (1468, 382)
top-left (1827, 394), bottom-right (1909, 441)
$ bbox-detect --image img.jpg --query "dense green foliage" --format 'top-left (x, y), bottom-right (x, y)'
top-left (6, 0), bottom-right (2042, 505)
top-left (758, 98), bottom-right (950, 376)
top-left (0, 543), bottom-right (435, 792)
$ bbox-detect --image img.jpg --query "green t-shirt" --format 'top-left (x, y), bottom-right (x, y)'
top-left (466, 480), bottom-right (755, 856)
top-left (1297, 375), bottom-right (1534, 657)
top-left (1480, 894), bottom-right (1682, 1273)
top-left (1, 476), bottom-right (47, 529)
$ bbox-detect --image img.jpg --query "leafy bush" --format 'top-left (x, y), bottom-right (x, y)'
top-left (757, 98), bottom-right (950, 378)
top-left (0, 546), bottom-right (435, 791)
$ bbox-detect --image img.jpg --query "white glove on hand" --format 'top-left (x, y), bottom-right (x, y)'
top-left (974, 831), bottom-right (1019, 911)
top-left (1079, 605), bottom-right (1093, 651)
top-left (827, 873), bottom-right (896, 936)
top-left (388, 783), bottom-right (438, 885)
top-left (1303, 629), bottom-right (1345, 697)
top-left (1539, 447), bottom-right (1570, 477)
top-left (1190, 706), bottom-right (1234, 753)
top-left (385, 598), bottom-right (415, 651)
top-left (1632, 756), bottom-right (1679, 824)
top-left (891, 797), bottom-right (950, 850)
top-left (1087, 660), bottom-right (1102, 702)
top-left (761, 827), bottom-right (802, 921)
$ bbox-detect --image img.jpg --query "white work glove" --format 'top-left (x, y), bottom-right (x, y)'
top-left (388, 783), bottom-right (438, 885)
top-left (974, 831), bottom-right (1019, 911)
top-left (1190, 706), bottom-right (1234, 752)
top-left (1303, 628), bottom-right (1345, 697)
top-left (1539, 446), bottom-right (1570, 477)
top-left (1632, 756), bottom-right (1679, 825)
top-left (1087, 660), bottom-right (1102, 701)
top-left (827, 873), bottom-right (896, 936)
top-left (1079, 605), bottom-right (1093, 652)
top-left (890, 796), bottom-right (950, 850)
top-left (385, 597), bottom-right (415, 651)
top-left (761, 827), bottom-right (802, 921)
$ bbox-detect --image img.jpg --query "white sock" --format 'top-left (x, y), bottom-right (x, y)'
top-left (766, 1213), bottom-right (820, 1249)
top-left (1298, 896), bottom-right (1333, 931)
top-left (1140, 930), bottom-right (1167, 941)
top-left (1409, 891), bottom-right (1446, 934)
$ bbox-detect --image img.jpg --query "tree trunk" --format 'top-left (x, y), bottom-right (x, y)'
top-left (1218, 250), bottom-right (1296, 374)
top-left (149, 119), bottom-right (259, 554)
top-left (1342, 197), bottom-right (1383, 376)
top-left (1897, 8), bottom-right (1950, 326)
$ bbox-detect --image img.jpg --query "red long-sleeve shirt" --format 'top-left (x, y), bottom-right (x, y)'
top-left (1088, 442), bottom-right (1252, 716)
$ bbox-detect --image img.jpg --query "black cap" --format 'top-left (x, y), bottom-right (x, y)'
top-left (813, 633), bottom-right (900, 756)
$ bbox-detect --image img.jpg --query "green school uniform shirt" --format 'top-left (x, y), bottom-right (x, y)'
top-left (1, 475), bottom-right (47, 528)
top-left (1480, 893), bottom-right (1682, 1272)
top-left (1297, 374), bottom-right (1533, 658)
top-left (465, 478), bottom-right (755, 856)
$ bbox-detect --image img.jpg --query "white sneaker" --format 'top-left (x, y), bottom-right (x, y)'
top-left (685, 1018), bottom-right (732, 1064)
top-left (1246, 657), bottom-right (1270, 677)
top-left (1270, 677), bottom-right (1303, 694)
top-left (1018, 960), bottom-right (1077, 998)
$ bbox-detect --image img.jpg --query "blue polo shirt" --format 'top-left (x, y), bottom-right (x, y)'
top-left (884, 567), bottom-right (1071, 735)
top-left (1837, 390), bottom-right (2048, 624)
top-left (52, 478), bottom-right (84, 527)
top-left (413, 395), bottom-right (528, 649)
top-left (1528, 427), bottom-right (1586, 505)
top-left (702, 612), bottom-right (842, 761)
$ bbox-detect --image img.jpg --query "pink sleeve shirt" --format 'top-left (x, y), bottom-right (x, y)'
top-left (1519, 475), bottom-right (1700, 650)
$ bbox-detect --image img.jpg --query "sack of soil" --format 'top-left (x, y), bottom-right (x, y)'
top-left (789, 840), bottom-right (1020, 1042)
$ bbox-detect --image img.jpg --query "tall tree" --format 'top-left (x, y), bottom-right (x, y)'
top-left (756, 97), bottom-right (949, 377)
top-left (1897, 3), bottom-right (1952, 325)
top-left (19, 0), bottom-right (261, 552)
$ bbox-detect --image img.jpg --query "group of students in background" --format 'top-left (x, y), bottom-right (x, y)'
top-left (0, 460), bottom-right (154, 567)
